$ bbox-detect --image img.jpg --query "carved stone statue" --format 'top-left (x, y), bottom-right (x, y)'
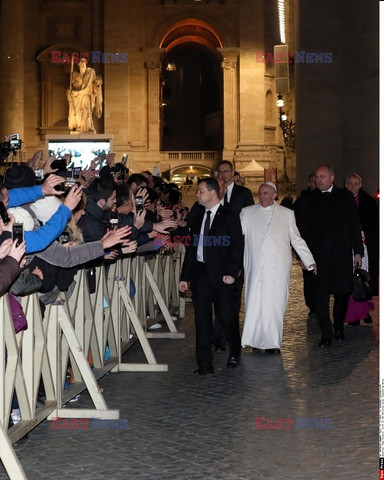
top-left (67, 59), bottom-right (103, 134)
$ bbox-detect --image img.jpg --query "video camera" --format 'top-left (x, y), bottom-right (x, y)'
top-left (0, 134), bottom-right (22, 164)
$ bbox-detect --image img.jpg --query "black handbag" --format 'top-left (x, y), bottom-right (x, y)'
top-left (352, 267), bottom-right (372, 302)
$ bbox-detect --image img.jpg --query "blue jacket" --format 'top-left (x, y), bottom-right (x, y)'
top-left (24, 204), bottom-right (72, 253)
top-left (7, 186), bottom-right (71, 254)
top-left (8, 185), bottom-right (44, 208)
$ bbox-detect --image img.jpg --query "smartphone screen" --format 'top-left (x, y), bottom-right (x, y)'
top-left (135, 196), bottom-right (144, 212)
top-left (73, 167), bottom-right (81, 179)
top-left (12, 223), bottom-right (24, 246)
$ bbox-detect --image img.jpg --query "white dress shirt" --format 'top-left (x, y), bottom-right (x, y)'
top-left (196, 202), bottom-right (221, 262)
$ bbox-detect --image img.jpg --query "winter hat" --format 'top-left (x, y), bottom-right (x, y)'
top-left (4, 164), bottom-right (36, 189)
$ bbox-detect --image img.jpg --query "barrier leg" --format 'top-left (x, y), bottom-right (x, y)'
top-left (0, 424), bottom-right (27, 480)
top-left (144, 263), bottom-right (185, 339)
top-left (47, 304), bottom-right (119, 420)
top-left (115, 281), bottom-right (168, 372)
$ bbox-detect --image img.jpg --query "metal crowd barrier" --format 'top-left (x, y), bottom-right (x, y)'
top-left (0, 247), bottom-right (185, 479)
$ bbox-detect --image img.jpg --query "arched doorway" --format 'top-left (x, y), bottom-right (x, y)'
top-left (171, 163), bottom-right (213, 185)
top-left (160, 19), bottom-right (223, 152)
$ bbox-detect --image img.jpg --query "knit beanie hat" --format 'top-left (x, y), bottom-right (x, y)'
top-left (4, 164), bottom-right (36, 189)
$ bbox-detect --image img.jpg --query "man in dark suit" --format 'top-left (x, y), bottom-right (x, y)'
top-left (217, 160), bottom-right (254, 214)
top-left (211, 161), bottom-right (254, 350)
top-left (179, 177), bottom-right (244, 374)
top-left (295, 164), bottom-right (363, 347)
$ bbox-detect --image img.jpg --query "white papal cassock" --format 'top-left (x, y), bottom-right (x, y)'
top-left (240, 202), bottom-right (315, 349)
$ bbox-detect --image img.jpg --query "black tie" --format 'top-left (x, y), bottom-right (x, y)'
top-left (224, 192), bottom-right (228, 205)
top-left (203, 210), bottom-right (211, 262)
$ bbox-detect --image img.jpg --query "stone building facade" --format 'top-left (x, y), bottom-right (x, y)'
top-left (0, 0), bottom-right (378, 195)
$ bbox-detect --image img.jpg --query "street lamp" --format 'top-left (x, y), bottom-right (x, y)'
top-left (276, 94), bottom-right (295, 152)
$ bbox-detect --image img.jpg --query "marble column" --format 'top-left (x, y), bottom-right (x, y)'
top-left (219, 49), bottom-right (239, 160)
top-left (144, 49), bottom-right (164, 153)
top-left (295, 0), bottom-right (378, 195)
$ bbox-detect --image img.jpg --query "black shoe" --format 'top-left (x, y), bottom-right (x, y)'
top-left (334, 331), bottom-right (345, 341)
top-left (265, 348), bottom-right (281, 354)
top-left (194, 366), bottom-right (214, 375)
top-left (363, 314), bottom-right (373, 324)
top-left (318, 337), bottom-right (332, 347)
top-left (227, 355), bottom-right (240, 369)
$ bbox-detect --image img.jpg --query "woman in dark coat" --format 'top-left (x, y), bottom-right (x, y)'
top-left (0, 237), bottom-right (25, 296)
top-left (344, 173), bottom-right (379, 325)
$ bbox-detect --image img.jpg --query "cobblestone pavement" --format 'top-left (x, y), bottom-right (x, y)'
top-left (1, 261), bottom-right (378, 480)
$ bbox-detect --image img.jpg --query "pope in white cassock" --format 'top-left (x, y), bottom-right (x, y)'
top-left (240, 182), bottom-right (317, 353)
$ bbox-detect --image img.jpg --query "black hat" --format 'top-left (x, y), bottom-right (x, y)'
top-left (99, 165), bottom-right (113, 180)
top-left (4, 164), bottom-right (36, 189)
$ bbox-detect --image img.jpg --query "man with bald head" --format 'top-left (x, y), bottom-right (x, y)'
top-left (240, 182), bottom-right (316, 354)
top-left (295, 164), bottom-right (363, 347)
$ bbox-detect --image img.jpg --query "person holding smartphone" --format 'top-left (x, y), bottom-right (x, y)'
top-left (0, 237), bottom-right (26, 296)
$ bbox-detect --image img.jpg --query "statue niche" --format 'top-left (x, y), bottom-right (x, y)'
top-left (67, 58), bottom-right (103, 134)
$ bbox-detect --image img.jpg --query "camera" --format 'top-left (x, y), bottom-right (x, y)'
top-left (9, 134), bottom-right (22, 151)
top-left (0, 201), bottom-right (10, 224)
top-left (135, 195), bottom-right (144, 212)
top-left (12, 223), bottom-right (24, 246)
top-left (54, 179), bottom-right (78, 193)
top-left (0, 134), bottom-right (22, 163)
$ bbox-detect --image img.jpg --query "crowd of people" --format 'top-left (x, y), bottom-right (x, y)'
top-left (0, 153), bottom-right (191, 306)
top-left (0, 148), bottom-right (378, 378)
top-left (0, 146), bottom-right (193, 429)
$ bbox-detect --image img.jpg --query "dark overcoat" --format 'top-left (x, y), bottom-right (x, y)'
top-left (295, 186), bottom-right (363, 294)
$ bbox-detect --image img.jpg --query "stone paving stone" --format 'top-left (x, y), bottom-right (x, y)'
top-left (0, 261), bottom-right (378, 480)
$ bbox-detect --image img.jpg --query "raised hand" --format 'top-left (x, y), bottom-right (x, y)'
top-left (31, 266), bottom-right (44, 280)
top-left (0, 238), bottom-right (12, 259)
top-left (133, 209), bottom-right (146, 230)
top-left (153, 219), bottom-right (177, 234)
top-left (106, 152), bottom-right (116, 166)
top-left (42, 174), bottom-right (65, 195)
top-left (27, 150), bottom-right (44, 170)
top-left (63, 184), bottom-right (83, 211)
top-left (101, 226), bottom-right (132, 249)
top-left (157, 208), bottom-right (173, 220)
top-left (8, 240), bottom-right (26, 263)
top-left (104, 250), bottom-right (119, 261)
top-left (43, 156), bottom-right (59, 175)
top-left (121, 240), bottom-right (137, 254)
